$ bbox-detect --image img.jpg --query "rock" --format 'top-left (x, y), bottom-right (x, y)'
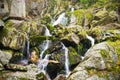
top-left (0, 50), bottom-right (12, 65)
top-left (0, 0), bottom-right (9, 19)
top-left (94, 10), bottom-right (108, 20)
top-left (36, 72), bottom-right (48, 80)
top-left (61, 33), bottom-right (80, 46)
top-left (0, 64), bottom-right (42, 80)
top-left (54, 74), bottom-right (66, 80)
top-left (5, 64), bottom-right (27, 71)
top-left (92, 10), bottom-right (118, 27)
top-left (10, 0), bottom-right (26, 18)
top-left (0, 63), bottom-right (4, 70)
top-left (67, 41), bottom-right (120, 80)
top-left (0, 20), bottom-right (4, 30)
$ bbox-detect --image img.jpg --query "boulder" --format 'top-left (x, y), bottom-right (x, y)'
top-left (10, 0), bottom-right (26, 18)
top-left (0, 0), bottom-right (9, 19)
top-left (67, 41), bottom-right (120, 80)
top-left (0, 50), bottom-right (12, 65)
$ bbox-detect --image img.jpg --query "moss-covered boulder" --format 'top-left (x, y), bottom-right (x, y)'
top-left (67, 41), bottom-right (120, 80)
top-left (92, 10), bottom-right (119, 27)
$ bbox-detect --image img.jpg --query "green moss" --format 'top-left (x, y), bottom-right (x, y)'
top-left (68, 47), bottom-right (80, 66)
top-left (74, 9), bottom-right (85, 26)
top-left (5, 20), bottom-right (14, 28)
top-left (100, 49), bottom-right (109, 58)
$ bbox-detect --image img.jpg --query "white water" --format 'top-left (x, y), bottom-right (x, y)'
top-left (44, 26), bottom-right (52, 36)
top-left (24, 32), bottom-right (30, 59)
top-left (40, 40), bottom-right (49, 59)
top-left (61, 43), bottom-right (70, 77)
top-left (86, 34), bottom-right (95, 46)
top-left (38, 54), bottom-right (50, 74)
top-left (52, 13), bottom-right (68, 26)
top-left (38, 26), bottom-right (51, 80)
top-left (40, 26), bottom-right (51, 59)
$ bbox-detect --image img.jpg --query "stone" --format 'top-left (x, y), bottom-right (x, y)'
top-left (0, 20), bottom-right (4, 30)
top-left (54, 74), bottom-right (66, 80)
top-left (67, 41), bottom-right (120, 80)
top-left (5, 64), bottom-right (27, 71)
top-left (0, 50), bottom-right (12, 65)
top-left (10, 0), bottom-right (26, 18)
top-left (0, 0), bottom-right (9, 19)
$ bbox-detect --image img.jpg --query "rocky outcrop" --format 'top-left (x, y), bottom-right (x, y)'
top-left (67, 41), bottom-right (120, 80)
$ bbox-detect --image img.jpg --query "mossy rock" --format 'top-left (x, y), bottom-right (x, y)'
top-left (68, 47), bottom-right (81, 66)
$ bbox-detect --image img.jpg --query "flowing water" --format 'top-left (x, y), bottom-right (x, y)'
top-left (38, 26), bottom-right (51, 80)
top-left (38, 54), bottom-right (50, 74)
top-left (44, 25), bottom-right (52, 36)
top-left (86, 34), bottom-right (95, 46)
top-left (52, 13), bottom-right (68, 26)
top-left (40, 26), bottom-right (51, 59)
top-left (62, 43), bottom-right (71, 77)
top-left (25, 32), bottom-right (30, 58)
top-left (39, 40), bottom-right (49, 59)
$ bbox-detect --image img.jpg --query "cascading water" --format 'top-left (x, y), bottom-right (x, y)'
top-left (40, 40), bottom-right (49, 59)
top-left (52, 13), bottom-right (68, 26)
top-left (38, 54), bottom-right (50, 74)
top-left (25, 32), bottom-right (30, 58)
top-left (44, 25), bottom-right (52, 36)
top-left (81, 34), bottom-right (95, 60)
top-left (61, 43), bottom-right (71, 77)
top-left (39, 26), bottom-right (51, 59)
top-left (86, 34), bottom-right (95, 46)
top-left (38, 26), bottom-right (51, 80)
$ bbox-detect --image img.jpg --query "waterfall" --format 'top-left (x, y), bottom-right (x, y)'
top-left (25, 32), bottom-right (30, 59)
top-left (40, 40), bottom-right (49, 59)
top-left (52, 13), bottom-right (68, 26)
top-left (86, 34), bottom-right (95, 46)
top-left (44, 25), bottom-right (51, 36)
top-left (40, 26), bottom-right (51, 59)
top-left (38, 54), bottom-right (51, 80)
top-left (61, 43), bottom-right (71, 77)
top-left (38, 54), bottom-right (50, 73)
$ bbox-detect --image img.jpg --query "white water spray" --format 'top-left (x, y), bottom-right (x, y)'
top-left (52, 13), bottom-right (68, 26)
top-left (86, 34), bottom-right (95, 46)
top-left (62, 43), bottom-right (70, 77)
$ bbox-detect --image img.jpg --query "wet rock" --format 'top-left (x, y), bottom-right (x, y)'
top-left (0, 50), bottom-right (12, 65)
top-left (10, 0), bottom-right (26, 18)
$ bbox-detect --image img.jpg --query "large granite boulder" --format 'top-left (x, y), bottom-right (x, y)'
top-left (67, 41), bottom-right (120, 80)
